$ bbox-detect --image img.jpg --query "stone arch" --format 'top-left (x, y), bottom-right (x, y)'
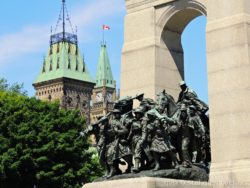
top-left (157, 1), bottom-right (206, 29)
top-left (153, 0), bottom-right (207, 97)
top-left (158, 1), bottom-right (206, 53)
top-left (121, 0), bottom-right (208, 99)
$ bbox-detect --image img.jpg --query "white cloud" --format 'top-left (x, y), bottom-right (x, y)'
top-left (0, 25), bottom-right (49, 63)
top-left (0, 0), bottom-right (124, 66)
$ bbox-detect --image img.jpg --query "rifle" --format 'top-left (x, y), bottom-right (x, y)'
top-left (133, 93), bottom-right (144, 101)
top-left (148, 108), bottom-right (176, 125)
top-left (116, 93), bottom-right (144, 102)
top-left (79, 113), bottom-right (112, 138)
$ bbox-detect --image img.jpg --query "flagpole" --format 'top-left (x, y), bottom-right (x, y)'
top-left (102, 25), bottom-right (104, 45)
top-left (102, 25), bottom-right (110, 45)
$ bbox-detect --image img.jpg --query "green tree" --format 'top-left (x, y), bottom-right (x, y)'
top-left (0, 78), bottom-right (27, 95)
top-left (0, 91), bottom-right (103, 188)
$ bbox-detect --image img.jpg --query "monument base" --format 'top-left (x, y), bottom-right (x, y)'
top-left (82, 177), bottom-right (212, 188)
top-left (83, 177), bottom-right (250, 188)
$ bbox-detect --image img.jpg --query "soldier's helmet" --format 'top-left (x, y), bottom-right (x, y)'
top-left (112, 109), bottom-right (121, 114)
top-left (189, 105), bottom-right (196, 111)
top-left (179, 80), bottom-right (186, 86)
top-left (146, 110), bottom-right (156, 118)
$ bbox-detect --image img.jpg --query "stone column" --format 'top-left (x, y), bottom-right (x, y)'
top-left (206, 0), bottom-right (250, 185)
top-left (121, 6), bottom-right (157, 99)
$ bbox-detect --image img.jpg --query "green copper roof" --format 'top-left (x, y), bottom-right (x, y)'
top-left (33, 42), bottom-right (95, 84)
top-left (95, 44), bottom-right (115, 88)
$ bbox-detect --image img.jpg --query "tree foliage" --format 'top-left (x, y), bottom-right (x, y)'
top-left (0, 91), bottom-right (103, 188)
top-left (0, 78), bottom-right (27, 96)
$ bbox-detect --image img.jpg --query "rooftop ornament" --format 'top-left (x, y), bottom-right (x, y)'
top-left (50, 0), bottom-right (78, 45)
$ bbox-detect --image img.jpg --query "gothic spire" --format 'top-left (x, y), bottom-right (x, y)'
top-left (95, 44), bottom-right (115, 88)
top-left (33, 0), bottom-right (95, 85)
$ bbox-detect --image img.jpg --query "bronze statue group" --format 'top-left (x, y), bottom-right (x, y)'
top-left (81, 81), bottom-right (210, 178)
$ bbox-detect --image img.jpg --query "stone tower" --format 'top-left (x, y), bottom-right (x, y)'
top-left (33, 0), bottom-right (95, 123)
top-left (90, 43), bottom-right (116, 122)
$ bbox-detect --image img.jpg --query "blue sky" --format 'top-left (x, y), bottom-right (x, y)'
top-left (0, 0), bottom-right (208, 103)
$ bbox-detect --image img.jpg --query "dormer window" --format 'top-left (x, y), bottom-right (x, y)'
top-left (68, 45), bottom-right (71, 54)
top-left (68, 57), bottom-right (71, 69)
top-left (57, 57), bottom-right (60, 69)
top-left (76, 59), bottom-right (79, 71)
top-left (49, 59), bottom-right (53, 71)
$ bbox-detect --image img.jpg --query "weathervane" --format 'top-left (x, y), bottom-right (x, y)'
top-left (62, 0), bottom-right (66, 40)
top-left (50, 0), bottom-right (78, 46)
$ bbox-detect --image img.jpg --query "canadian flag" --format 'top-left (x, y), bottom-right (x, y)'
top-left (103, 25), bottom-right (110, 30)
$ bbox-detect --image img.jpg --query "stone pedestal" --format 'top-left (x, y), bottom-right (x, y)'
top-left (83, 177), bottom-right (212, 188)
top-left (83, 177), bottom-right (250, 188)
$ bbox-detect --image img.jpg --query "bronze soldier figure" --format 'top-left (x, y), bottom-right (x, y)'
top-left (178, 105), bottom-right (205, 168)
top-left (177, 81), bottom-right (210, 164)
top-left (147, 111), bottom-right (179, 171)
top-left (178, 105), bottom-right (192, 168)
top-left (80, 116), bottom-right (110, 177)
top-left (177, 81), bottom-right (209, 114)
top-left (188, 105), bottom-right (206, 163)
top-left (106, 109), bottom-right (132, 177)
top-left (128, 108), bottom-right (151, 173)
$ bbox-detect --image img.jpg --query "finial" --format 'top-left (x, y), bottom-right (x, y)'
top-left (62, 0), bottom-right (66, 40)
top-left (51, 0), bottom-right (77, 44)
